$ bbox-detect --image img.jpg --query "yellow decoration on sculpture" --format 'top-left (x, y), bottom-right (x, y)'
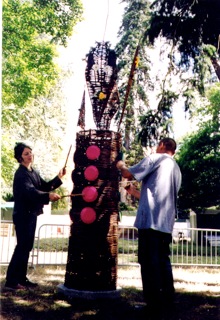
top-left (98, 92), bottom-right (107, 100)
top-left (135, 56), bottom-right (140, 68)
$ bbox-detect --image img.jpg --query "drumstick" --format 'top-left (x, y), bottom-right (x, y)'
top-left (63, 144), bottom-right (72, 168)
top-left (61, 193), bottom-right (82, 198)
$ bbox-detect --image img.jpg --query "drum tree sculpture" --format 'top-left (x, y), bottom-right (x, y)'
top-left (64, 42), bottom-right (122, 292)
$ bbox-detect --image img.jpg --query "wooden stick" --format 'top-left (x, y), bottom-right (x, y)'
top-left (63, 144), bottom-right (72, 168)
top-left (117, 45), bottom-right (140, 131)
top-left (61, 193), bottom-right (82, 198)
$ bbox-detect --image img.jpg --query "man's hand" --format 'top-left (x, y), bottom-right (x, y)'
top-left (124, 183), bottom-right (140, 199)
top-left (49, 193), bottom-right (61, 202)
top-left (116, 160), bottom-right (125, 170)
top-left (116, 161), bottom-right (133, 179)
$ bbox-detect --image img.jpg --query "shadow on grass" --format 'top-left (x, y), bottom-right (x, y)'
top-left (0, 266), bottom-right (219, 320)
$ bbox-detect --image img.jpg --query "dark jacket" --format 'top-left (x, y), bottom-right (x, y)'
top-left (13, 165), bottom-right (62, 216)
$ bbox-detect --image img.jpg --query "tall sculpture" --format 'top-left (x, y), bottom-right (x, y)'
top-left (63, 42), bottom-right (122, 293)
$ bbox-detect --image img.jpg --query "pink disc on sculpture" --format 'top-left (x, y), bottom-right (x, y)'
top-left (82, 186), bottom-right (98, 202)
top-left (86, 145), bottom-right (101, 160)
top-left (84, 165), bottom-right (99, 181)
top-left (80, 207), bottom-right (96, 224)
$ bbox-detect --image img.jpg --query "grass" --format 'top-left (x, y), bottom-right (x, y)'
top-left (0, 266), bottom-right (219, 320)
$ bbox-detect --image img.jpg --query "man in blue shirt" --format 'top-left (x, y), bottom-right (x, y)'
top-left (117, 138), bottom-right (182, 319)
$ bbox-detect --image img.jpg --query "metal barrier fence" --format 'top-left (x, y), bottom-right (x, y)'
top-left (0, 221), bottom-right (219, 267)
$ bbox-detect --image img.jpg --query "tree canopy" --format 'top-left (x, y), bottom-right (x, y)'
top-left (1, 0), bottom-right (83, 196)
top-left (145, 0), bottom-right (220, 92)
top-left (115, 0), bottom-right (220, 148)
top-left (146, 0), bottom-right (220, 67)
top-left (176, 83), bottom-right (220, 211)
top-left (115, 0), bottom-right (219, 212)
top-left (2, 0), bottom-right (83, 116)
top-left (115, 0), bottom-right (151, 149)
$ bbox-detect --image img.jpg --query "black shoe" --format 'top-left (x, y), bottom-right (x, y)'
top-left (5, 282), bottom-right (26, 290)
top-left (20, 280), bottom-right (38, 288)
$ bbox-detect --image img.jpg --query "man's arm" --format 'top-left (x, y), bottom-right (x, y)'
top-left (125, 184), bottom-right (140, 200)
top-left (116, 160), bottom-right (133, 179)
top-left (117, 161), bottom-right (140, 200)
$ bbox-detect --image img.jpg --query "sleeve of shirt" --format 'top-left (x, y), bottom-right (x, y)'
top-left (128, 156), bottom-right (155, 182)
top-left (39, 175), bottom-right (62, 192)
top-left (15, 173), bottom-right (50, 205)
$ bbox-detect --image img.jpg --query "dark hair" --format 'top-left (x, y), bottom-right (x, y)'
top-left (159, 138), bottom-right (176, 153)
top-left (14, 142), bottom-right (32, 163)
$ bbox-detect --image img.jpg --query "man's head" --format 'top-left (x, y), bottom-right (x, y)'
top-left (156, 138), bottom-right (177, 155)
top-left (14, 142), bottom-right (32, 163)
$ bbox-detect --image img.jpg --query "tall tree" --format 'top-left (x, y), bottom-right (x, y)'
top-left (145, 0), bottom-right (220, 84)
top-left (1, 74), bottom-right (68, 193)
top-left (176, 83), bottom-right (220, 211)
top-left (1, 0), bottom-right (83, 195)
top-left (2, 0), bottom-right (83, 115)
top-left (115, 0), bottom-right (153, 151)
top-left (116, 0), bottom-right (219, 151)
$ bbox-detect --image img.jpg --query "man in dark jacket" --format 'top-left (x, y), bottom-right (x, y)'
top-left (5, 142), bottom-right (66, 290)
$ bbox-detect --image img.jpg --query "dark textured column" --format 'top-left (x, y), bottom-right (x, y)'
top-left (64, 130), bottom-right (121, 291)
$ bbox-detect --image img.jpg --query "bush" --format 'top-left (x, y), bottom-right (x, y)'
top-left (119, 202), bottom-right (136, 212)
top-left (51, 186), bottom-right (69, 210)
top-left (2, 192), bottom-right (14, 202)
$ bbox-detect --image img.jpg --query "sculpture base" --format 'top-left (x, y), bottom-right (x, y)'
top-left (57, 284), bottom-right (121, 300)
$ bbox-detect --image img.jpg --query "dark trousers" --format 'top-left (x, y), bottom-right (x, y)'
top-left (6, 214), bottom-right (37, 285)
top-left (138, 229), bottom-right (174, 311)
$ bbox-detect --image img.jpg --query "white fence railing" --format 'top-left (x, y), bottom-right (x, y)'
top-left (1, 221), bottom-right (219, 267)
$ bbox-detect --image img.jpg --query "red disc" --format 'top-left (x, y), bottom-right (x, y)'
top-left (80, 207), bottom-right (96, 224)
top-left (86, 145), bottom-right (101, 160)
top-left (82, 186), bottom-right (98, 202)
top-left (84, 165), bottom-right (99, 181)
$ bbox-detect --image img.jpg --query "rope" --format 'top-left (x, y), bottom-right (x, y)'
top-left (102, 0), bottom-right (110, 42)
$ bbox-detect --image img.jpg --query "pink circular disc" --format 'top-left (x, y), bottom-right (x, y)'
top-left (84, 165), bottom-right (99, 181)
top-left (86, 145), bottom-right (101, 160)
top-left (80, 207), bottom-right (96, 224)
top-left (82, 186), bottom-right (98, 202)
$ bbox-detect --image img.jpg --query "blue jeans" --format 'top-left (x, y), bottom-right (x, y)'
top-left (138, 229), bottom-right (174, 309)
top-left (6, 214), bottom-right (37, 285)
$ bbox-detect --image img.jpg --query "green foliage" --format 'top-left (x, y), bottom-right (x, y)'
top-left (145, 0), bottom-right (220, 90)
top-left (146, 0), bottom-right (220, 66)
top-left (51, 186), bottom-right (69, 211)
top-left (176, 83), bottom-right (220, 211)
top-left (3, 0), bottom-right (56, 109)
top-left (124, 137), bottom-right (144, 166)
top-left (35, 237), bottom-right (69, 252)
top-left (171, 243), bottom-right (220, 262)
top-left (2, 0), bottom-right (83, 112)
top-left (177, 126), bottom-right (220, 211)
top-left (1, 136), bottom-right (17, 192)
top-left (1, 0), bottom-right (83, 193)
top-left (118, 238), bottom-right (138, 256)
top-left (115, 0), bottom-right (151, 149)
top-left (137, 104), bottom-right (174, 146)
top-left (119, 202), bottom-right (136, 212)
top-left (116, 0), bottom-right (216, 148)
top-left (1, 78), bottom-right (68, 193)
top-left (2, 192), bottom-right (14, 202)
